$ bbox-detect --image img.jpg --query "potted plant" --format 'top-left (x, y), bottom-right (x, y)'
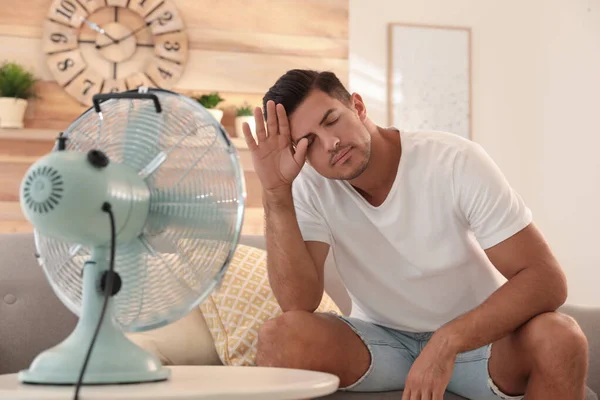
top-left (192, 92), bottom-right (225, 123)
top-left (235, 104), bottom-right (255, 138)
top-left (0, 61), bottom-right (37, 129)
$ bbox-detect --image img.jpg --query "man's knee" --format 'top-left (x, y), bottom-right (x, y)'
top-left (521, 312), bottom-right (588, 372)
top-left (256, 310), bottom-right (312, 367)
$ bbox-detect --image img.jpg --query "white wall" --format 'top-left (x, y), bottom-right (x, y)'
top-left (349, 0), bottom-right (600, 306)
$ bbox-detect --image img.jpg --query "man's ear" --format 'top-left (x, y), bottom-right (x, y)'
top-left (350, 93), bottom-right (367, 121)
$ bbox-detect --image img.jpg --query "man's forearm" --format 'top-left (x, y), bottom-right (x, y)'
top-left (263, 189), bottom-right (323, 312)
top-left (437, 267), bottom-right (567, 354)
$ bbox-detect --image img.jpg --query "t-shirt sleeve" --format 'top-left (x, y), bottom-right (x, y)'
top-left (292, 179), bottom-right (332, 245)
top-left (453, 141), bottom-right (532, 250)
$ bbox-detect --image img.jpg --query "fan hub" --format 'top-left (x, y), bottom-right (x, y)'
top-left (22, 166), bottom-right (64, 214)
top-left (20, 151), bottom-right (150, 246)
top-left (31, 177), bottom-right (52, 202)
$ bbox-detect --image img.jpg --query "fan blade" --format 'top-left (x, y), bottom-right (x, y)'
top-left (119, 101), bottom-right (164, 172)
top-left (113, 235), bottom-right (212, 332)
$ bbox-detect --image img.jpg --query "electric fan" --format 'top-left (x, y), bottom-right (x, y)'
top-left (17, 88), bottom-right (245, 386)
top-left (4, 87), bottom-right (340, 400)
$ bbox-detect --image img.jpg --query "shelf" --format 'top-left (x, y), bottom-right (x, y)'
top-left (0, 128), bottom-right (58, 141)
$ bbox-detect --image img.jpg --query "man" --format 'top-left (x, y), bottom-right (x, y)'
top-left (240, 69), bottom-right (589, 399)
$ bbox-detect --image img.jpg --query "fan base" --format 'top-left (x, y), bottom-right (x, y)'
top-left (18, 251), bottom-right (171, 385)
top-left (18, 344), bottom-right (171, 385)
top-left (18, 369), bottom-right (170, 386)
top-left (17, 323), bottom-right (171, 385)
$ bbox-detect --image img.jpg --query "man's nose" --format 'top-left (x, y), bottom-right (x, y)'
top-left (325, 137), bottom-right (340, 152)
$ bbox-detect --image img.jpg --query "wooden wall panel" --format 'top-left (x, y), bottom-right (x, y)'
top-left (0, 138), bottom-right (53, 157)
top-left (1, 36), bottom-right (347, 91)
top-left (180, 50), bottom-right (347, 92)
top-left (0, 25), bottom-right (347, 58)
top-left (0, 0), bottom-right (347, 234)
top-left (0, 0), bottom-right (348, 39)
top-left (0, 202), bottom-right (22, 221)
top-left (0, 0), bottom-right (49, 33)
top-left (182, 29), bottom-right (347, 59)
top-left (0, 161), bottom-right (33, 202)
top-left (22, 81), bottom-right (266, 135)
top-left (0, 0), bottom-right (348, 131)
top-left (0, 221), bottom-right (33, 233)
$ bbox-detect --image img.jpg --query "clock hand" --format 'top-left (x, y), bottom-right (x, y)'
top-left (80, 16), bottom-right (119, 44)
top-left (96, 20), bottom-right (154, 50)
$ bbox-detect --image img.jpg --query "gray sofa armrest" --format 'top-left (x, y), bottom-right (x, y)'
top-left (0, 233), bottom-right (78, 374)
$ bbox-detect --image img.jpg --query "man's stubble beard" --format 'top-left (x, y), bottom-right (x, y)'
top-left (337, 140), bottom-right (371, 181)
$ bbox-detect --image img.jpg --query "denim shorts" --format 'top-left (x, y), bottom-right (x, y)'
top-left (335, 315), bottom-right (524, 400)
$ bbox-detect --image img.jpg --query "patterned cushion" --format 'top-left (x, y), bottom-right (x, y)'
top-left (199, 244), bottom-right (341, 366)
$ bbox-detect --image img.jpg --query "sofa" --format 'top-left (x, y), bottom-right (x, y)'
top-left (1, 232), bottom-right (598, 399)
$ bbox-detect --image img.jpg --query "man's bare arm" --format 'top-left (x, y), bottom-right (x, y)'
top-left (241, 99), bottom-right (328, 313)
top-left (264, 188), bottom-right (330, 313)
top-left (437, 222), bottom-right (568, 353)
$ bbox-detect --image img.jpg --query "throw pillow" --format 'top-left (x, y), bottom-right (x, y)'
top-left (126, 306), bottom-right (221, 366)
top-left (199, 244), bottom-right (341, 366)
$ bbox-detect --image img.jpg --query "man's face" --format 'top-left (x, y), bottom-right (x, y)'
top-left (288, 90), bottom-right (371, 181)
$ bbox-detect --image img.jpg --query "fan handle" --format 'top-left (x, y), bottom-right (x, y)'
top-left (92, 92), bottom-right (162, 114)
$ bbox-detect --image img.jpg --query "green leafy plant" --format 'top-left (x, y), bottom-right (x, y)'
top-left (193, 92), bottom-right (224, 109)
top-left (0, 61), bottom-right (37, 99)
top-left (236, 104), bottom-right (253, 117)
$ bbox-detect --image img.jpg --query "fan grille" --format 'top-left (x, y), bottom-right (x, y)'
top-left (22, 166), bottom-right (64, 214)
top-left (33, 89), bottom-right (245, 332)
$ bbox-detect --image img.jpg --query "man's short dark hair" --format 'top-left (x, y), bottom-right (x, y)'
top-left (262, 69), bottom-right (351, 120)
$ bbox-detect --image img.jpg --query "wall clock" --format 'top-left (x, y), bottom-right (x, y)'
top-left (42, 0), bottom-right (188, 106)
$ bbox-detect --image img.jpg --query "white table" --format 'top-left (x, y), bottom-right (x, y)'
top-left (0, 366), bottom-right (340, 399)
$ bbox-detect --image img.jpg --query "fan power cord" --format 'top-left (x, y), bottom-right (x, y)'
top-left (73, 202), bottom-right (117, 400)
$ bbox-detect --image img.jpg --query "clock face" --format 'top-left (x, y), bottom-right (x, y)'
top-left (43, 0), bottom-right (188, 106)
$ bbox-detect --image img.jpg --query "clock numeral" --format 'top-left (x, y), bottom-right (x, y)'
top-left (157, 11), bottom-right (173, 26)
top-left (50, 33), bottom-right (68, 44)
top-left (63, 68), bottom-right (103, 106)
top-left (47, 0), bottom-right (91, 28)
top-left (55, 0), bottom-right (77, 21)
top-left (43, 20), bottom-right (79, 54)
top-left (125, 72), bottom-right (153, 91)
top-left (101, 78), bottom-right (127, 95)
top-left (82, 79), bottom-right (95, 95)
top-left (158, 67), bottom-right (172, 80)
top-left (164, 41), bottom-right (179, 52)
top-left (153, 31), bottom-right (187, 64)
top-left (145, 57), bottom-right (182, 89)
top-left (57, 58), bottom-right (75, 71)
top-left (145, 3), bottom-right (184, 35)
top-left (46, 49), bottom-right (86, 87)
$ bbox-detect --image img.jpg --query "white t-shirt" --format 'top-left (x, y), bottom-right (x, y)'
top-left (291, 129), bottom-right (532, 332)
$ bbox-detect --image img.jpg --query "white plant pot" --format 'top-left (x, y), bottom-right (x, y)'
top-left (235, 116), bottom-right (256, 139)
top-left (206, 108), bottom-right (223, 123)
top-left (0, 98), bottom-right (28, 129)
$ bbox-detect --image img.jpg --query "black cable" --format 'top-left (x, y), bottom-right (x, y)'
top-left (73, 202), bottom-right (116, 400)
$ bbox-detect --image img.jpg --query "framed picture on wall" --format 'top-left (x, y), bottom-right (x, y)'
top-left (387, 23), bottom-right (472, 139)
